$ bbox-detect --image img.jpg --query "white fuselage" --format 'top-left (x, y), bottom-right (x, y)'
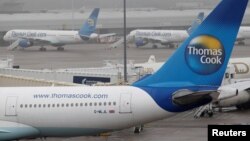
top-left (238, 26), bottom-right (250, 40)
top-left (129, 27), bottom-right (250, 46)
top-left (0, 86), bottom-right (170, 139)
top-left (3, 30), bottom-right (91, 45)
top-left (130, 29), bottom-right (188, 44)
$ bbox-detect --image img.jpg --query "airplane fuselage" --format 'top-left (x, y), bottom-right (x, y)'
top-left (0, 86), bottom-right (170, 140)
top-left (130, 29), bottom-right (188, 45)
top-left (3, 30), bottom-right (93, 46)
top-left (238, 26), bottom-right (250, 40)
top-left (129, 27), bottom-right (250, 47)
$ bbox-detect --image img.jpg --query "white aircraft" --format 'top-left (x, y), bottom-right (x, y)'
top-left (111, 12), bottom-right (204, 48)
top-left (0, 0), bottom-right (248, 140)
top-left (3, 8), bottom-right (115, 51)
top-left (236, 26), bottom-right (250, 45)
top-left (136, 56), bottom-right (250, 79)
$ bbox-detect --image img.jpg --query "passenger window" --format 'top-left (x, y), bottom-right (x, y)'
top-left (80, 103), bottom-right (83, 107)
top-left (108, 102), bottom-right (111, 106)
top-left (34, 104), bottom-right (37, 108)
top-left (48, 104), bottom-right (51, 108)
top-left (99, 102), bottom-right (102, 106)
top-left (66, 103), bottom-right (69, 107)
top-left (43, 104), bottom-right (46, 108)
top-left (85, 103), bottom-right (88, 106)
top-left (113, 102), bottom-right (116, 106)
top-left (61, 104), bottom-right (64, 107)
top-left (75, 103), bottom-right (78, 107)
top-left (20, 104), bottom-right (23, 108)
top-left (71, 103), bottom-right (74, 107)
top-left (38, 104), bottom-right (41, 108)
top-left (89, 103), bottom-right (92, 106)
top-left (104, 102), bottom-right (107, 106)
top-left (25, 104), bottom-right (28, 108)
top-left (52, 104), bottom-right (55, 108)
top-left (225, 73), bottom-right (229, 79)
top-left (94, 102), bottom-right (97, 106)
top-left (57, 104), bottom-right (60, 107)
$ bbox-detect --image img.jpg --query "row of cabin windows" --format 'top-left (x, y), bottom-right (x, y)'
top-left (19, 102), bottom-right (116, 109)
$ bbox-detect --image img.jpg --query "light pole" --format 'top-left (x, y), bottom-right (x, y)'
top-left (71, 0), bottom-right (75, 30)
top-left (123, 0), bottom-right (127, 83)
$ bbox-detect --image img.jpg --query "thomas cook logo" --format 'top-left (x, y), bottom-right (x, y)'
top-left (87, 18), bottom-right (95, 27)
top-left (185, 35), bottom-right (225, 75)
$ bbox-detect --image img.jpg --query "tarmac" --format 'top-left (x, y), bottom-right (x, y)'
top-left (0, 40), bottom-right (250, 70)
top-left (21, 109), bottom-right (250, 141)
top-left (1, 40), bottom-right (250, 141)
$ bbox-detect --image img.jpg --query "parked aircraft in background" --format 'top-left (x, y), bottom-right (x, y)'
top-left (3, 8), bottom-right (115, 51)
top-left (0, 0), bottom-right (248, 140)
top-left (136, 56), bottom-right (250, 80)
top-left (111, 12), bottom-right (204, 48)
top-left (236, 26), bottom-right (250, 45)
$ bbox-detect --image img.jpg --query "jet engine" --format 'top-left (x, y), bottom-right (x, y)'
top-left (18, 39), bottom-right (33, 48)
top-left (135, 38), bottom-right (148, 47)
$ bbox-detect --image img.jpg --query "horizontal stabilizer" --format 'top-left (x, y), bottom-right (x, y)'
top-left (172, 89), bottom-right (219, 106)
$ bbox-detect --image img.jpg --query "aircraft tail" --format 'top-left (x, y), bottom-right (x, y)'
top-left (187, 12), bottom-right (205, 35)
top-left (79, 8), bottom-right (100, 40)
top-left (133, 0), bottom-right (248, 88)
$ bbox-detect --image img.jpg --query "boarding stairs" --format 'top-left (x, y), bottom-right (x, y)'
top-left (193, 104), bottom-right (213, 118)
top-left (7, 39), bottom-right (21, 51)
top-left (110, 35), bottom-right (132, 48)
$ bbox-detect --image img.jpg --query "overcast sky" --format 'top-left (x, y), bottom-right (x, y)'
top-left (0, 0), bottom-right (249, 13)
top-left (0, 0), bottom-right (221, 12)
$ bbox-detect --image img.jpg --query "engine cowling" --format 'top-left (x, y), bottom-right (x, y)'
top-left (90, 33), bottom-right (98, 39)
top-left (18, 39), bottom-right (33, 48)
top-left (135, 38), bottom-right (148, 47)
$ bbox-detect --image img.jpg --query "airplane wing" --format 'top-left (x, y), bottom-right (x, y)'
top-left (218, 80), bottom-right (250, 100)
top-left (99, 33), bottom-right (116, 39)
top-left (0, 120), bottom-right (39, 140)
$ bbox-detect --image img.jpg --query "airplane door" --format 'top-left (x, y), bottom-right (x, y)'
top-left (119, 93), bottom-right (132, 113)
top-left (5, 97), bottom-right (18, 116)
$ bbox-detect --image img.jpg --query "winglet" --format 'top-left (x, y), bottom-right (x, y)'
top-left (79, 8), bottom-right (100, 40)
top-left (187, 12), bottom-right (205, 35)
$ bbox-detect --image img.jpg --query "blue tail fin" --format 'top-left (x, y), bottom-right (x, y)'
top-left (134, 0), bottom-right (248, 88)
top-left (79, 8), bottom-right (100, 40)
top-left (187, 12), bottom-right (205, 35)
